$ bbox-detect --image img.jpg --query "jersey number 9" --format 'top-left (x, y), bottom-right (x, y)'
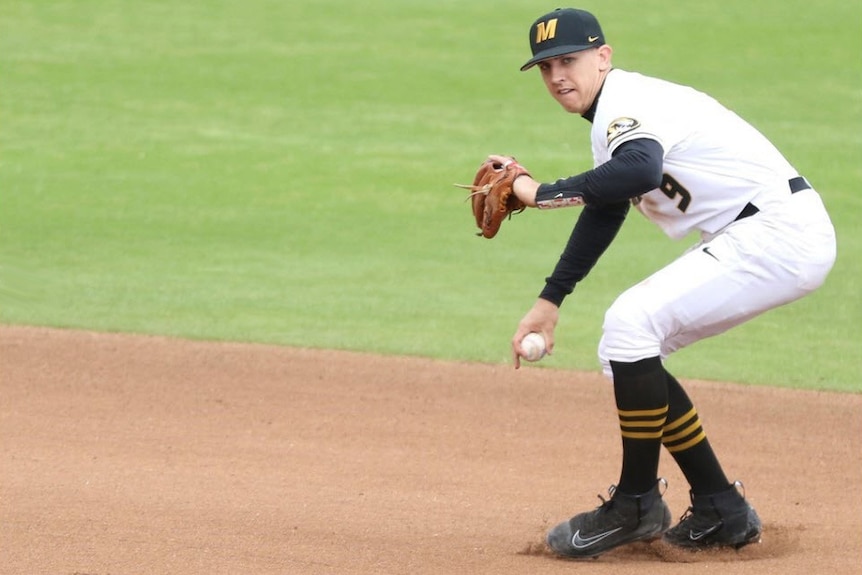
top-left (660, 174), bottom-right (691, 212)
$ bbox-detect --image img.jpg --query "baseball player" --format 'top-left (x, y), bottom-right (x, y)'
top-left (497, 8), bottom-right (837, 558)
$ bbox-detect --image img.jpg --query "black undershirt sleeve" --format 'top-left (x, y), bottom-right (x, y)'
top-left (535, 138), bottom-right (664, 206)
top-left (537, 138), bottom-right (665, 306)
top-left (539, 201), bottom-right (630, 306)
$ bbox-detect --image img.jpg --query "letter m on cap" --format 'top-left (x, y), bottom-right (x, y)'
top-left (535, 18), bottom-right (558, 43)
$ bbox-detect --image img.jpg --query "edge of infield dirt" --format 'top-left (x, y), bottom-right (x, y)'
top-left (2, 325), bottom-right (860, 575)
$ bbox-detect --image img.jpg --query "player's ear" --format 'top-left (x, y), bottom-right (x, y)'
top-left (597, 44), bottom-right (613, 70)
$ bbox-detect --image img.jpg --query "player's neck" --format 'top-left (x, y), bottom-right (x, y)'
top-left (582, 68), bottom-right (612, 123)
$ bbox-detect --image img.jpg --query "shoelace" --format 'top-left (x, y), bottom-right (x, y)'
top-left (679, 479), bottom-right (747, 523)
top-left (676, 506), bottom-right (696, 524)
top-left (596, 477), bottom-right (668, 505)
top-left (593, 477), bottom-right (668, 512)
top-left (592, 484), bottom-right (618, 513)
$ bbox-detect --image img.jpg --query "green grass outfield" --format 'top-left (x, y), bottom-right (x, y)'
top-left (2, 0), bottom-right (860, 391)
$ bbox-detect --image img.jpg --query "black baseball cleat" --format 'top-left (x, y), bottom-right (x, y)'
top-left (546, 479), bottom-right (672, 559)
top-left (662, 481), bottom-right (762, 550)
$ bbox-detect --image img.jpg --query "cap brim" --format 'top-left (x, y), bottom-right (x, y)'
top-left (520, 45), bottom-right (595, 71)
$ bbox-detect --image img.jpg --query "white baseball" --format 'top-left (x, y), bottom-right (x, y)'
top-left (520, 332), bottom-right (546, 362)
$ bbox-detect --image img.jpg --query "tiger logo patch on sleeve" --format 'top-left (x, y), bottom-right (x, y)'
top-left (606, 117), bottom-right (641, 145)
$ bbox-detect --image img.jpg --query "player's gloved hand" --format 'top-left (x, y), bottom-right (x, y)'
top-left (512, 298), bottom-right (559, 369)
top-left (455, 155), bottom-right (532, 238)
top-left (485, 155), bottom-right (541, 207)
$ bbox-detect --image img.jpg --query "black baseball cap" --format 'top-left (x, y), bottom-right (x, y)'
top-left (520, 8), bottom-right (605, 71)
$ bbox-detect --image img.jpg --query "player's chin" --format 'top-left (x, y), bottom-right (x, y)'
top-left (555, 95), bottom-right (584, 114)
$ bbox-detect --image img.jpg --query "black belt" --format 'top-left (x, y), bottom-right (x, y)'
top-left (735, 176), bottom-right (811, 221)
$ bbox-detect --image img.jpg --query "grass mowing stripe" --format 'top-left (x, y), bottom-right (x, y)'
top-left (1, 0), bottom-right (859, 391)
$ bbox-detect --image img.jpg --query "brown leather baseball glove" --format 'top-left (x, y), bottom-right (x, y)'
top-left (455, 157), bottom-right (531, 239)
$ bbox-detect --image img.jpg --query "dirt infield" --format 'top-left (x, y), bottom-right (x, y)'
top-left (2, 326), bottom-right (860, 574)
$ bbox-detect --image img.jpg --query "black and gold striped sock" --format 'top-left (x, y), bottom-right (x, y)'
top-left (663, 370), bottom-right (730, 495)
top-left (611, 358), bottom-right (668, 494)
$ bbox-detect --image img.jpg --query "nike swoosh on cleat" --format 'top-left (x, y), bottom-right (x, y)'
top-left (689, 524), bottom-right (721, 541)
top-left (571, 527), bottom-right (623, 549)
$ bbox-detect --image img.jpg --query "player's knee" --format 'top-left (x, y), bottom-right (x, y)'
top-left (598, 295), bottom-right (661, 369)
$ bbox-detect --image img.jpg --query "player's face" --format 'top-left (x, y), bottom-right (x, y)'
top-left (537, 46), bottom-right (612, 114)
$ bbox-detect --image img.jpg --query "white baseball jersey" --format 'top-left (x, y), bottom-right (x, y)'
top-left (583, 70), bottom-right (835, 376)
top-left (592, 69), bottom-right (799, 239)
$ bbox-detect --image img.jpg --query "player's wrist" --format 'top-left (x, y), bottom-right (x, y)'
top-left (513, 175), bottom-right (540, 206)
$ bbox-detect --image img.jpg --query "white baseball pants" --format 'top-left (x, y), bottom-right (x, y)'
top-left (598, 188), bottom-right (837, 378)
